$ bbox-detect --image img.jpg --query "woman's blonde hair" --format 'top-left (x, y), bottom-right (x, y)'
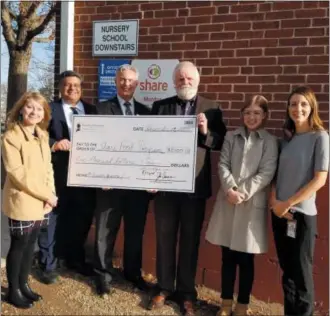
top-left (6, 91), bottom-right (51, 131)
top-left (283, 86), bottom-right (324, 134)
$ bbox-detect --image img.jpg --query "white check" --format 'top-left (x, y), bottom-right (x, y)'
top-left (68, 115), bottom-right (198, 192)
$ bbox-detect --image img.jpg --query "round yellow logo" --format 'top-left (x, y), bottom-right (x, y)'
top-left (147, 64), bottom-right (161, 80)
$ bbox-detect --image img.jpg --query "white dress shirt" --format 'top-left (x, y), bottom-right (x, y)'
top-left (62, 100), bottom-right (85, 135)
top-left (117, 95), bottom-right (135, 115)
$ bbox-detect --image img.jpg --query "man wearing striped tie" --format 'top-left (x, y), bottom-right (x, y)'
top-left (93, 64), bottom-right (152, 296)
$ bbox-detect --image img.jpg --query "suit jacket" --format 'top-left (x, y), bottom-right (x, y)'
top-left (2, 124), bottom-right (55, 220)
top-left (48, 99), bottom-right (97, 191)
top-left (96, 96), bottom-right (150, 116)
top-left (151, 95), bottom-right (227, 198)
top-left (96, 96), bottom-right (151, 199)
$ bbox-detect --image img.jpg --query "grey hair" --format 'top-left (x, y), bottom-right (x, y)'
top-left (116, 64), bottom-right (139, 80)
top-left (172, 61), bottom-right (200, 83)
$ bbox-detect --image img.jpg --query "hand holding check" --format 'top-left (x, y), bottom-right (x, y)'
top-left (197, 113), bottom-right (208, 135)
top-left (53, 139), bottom-right (71, 151)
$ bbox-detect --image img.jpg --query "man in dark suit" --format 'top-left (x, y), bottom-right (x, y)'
top-left (93, 64), bottom-right (151, 296)
top-left (148, 61), bottom-right (227, 316)
top-left (37, 71), bottom-right (96, 284)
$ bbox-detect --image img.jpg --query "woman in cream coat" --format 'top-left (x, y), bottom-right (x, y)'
top-left (206, 95), bottom-right (278, 316)
top-left (2, 92), bottom-right (57, 309)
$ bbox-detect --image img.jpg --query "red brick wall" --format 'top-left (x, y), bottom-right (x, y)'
top-left (73, 0), bottom-right (329, 134)
top-left (62, 0), bottom-right (329, 313)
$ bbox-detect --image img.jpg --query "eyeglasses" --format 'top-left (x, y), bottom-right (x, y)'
top-left (63, 83), bottom-right (81, 89)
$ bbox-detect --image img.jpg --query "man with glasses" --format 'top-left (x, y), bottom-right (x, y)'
top-left (37, 70), bottom-right (97, 284)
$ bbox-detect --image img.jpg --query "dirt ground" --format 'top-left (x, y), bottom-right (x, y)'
top-left (0, 265), bottom-right (286, 316)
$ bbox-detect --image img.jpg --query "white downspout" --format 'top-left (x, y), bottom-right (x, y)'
top-left (60, 1), bottom-right (75, 72)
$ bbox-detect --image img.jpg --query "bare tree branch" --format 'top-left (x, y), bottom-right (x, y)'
top-left (1, 4), bottom-right (17, 50)
top-left (26, 15), bottom-right (45, 31)
top-left (7, 7), bottom-right (18, 20)
top-left (33, 36), bottom-right (54, 43)
top-left (25, 3), bottom-right (56, 44)
top-left (2, 1), bottom-right (56, 112)
top-left (26, 2), bottom-right (40, 19)
top-left (17, 3), bottom-right (40, 47)
top-left (23, 2), bottom-right (43, 31)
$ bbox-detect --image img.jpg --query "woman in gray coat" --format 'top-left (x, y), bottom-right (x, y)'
top-left (206, 95), bottom-right (278, 316)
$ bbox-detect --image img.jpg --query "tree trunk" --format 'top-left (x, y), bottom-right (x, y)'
top-left (3, 45), bottom-right (32, 188)
top-left (6, 45), bottom-right (32, 113)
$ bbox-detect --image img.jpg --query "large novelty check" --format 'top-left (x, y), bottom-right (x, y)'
top-left (67, 115), bottom-right (198, 193)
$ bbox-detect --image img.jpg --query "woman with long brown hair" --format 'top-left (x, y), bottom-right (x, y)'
top-left (2, 92), bottom-right (57, 309)
top-left (270, 86), bottom-right (329, 316)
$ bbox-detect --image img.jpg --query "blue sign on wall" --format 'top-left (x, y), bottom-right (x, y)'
top-left (98, 59), bottom-right (130, 101)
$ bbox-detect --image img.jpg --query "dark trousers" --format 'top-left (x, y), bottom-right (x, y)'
top-left (93, 189), bottom-right (150, 283)
top-left (272, 212), bottom-right (317, 316)
top-left (7, 227), bottom-right (41, 290)
top-left (154, 193), bottom-right (206, 301)
top-left (221, 246), bottom-right (255, 304)
top-left (38, 211), bottom-right (58, 271)
top-left (38, 187), bottom-right (95, 271)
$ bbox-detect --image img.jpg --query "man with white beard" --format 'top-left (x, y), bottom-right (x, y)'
top-left (148, 61), bottom-right (227, 316)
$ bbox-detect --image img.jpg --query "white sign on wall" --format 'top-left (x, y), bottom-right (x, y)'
top-left (132, 59), bottom-right (179, 107)
top-left (93, 20), bottom-right (138, 56)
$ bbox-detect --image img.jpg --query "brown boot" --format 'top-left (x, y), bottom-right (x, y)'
top-left (147, 291), bottom-right (170, 310)
top-left (233, 303), bottom-right (249, 316)
top-left (217, 299), bottom-right (233, 316)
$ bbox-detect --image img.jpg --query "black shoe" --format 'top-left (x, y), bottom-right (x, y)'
top-left (107, 267), bottom-right (125, 282)
top-left (20, 283), bottom-right (42, 302)
top-left (127, 276), bottom-right (151, 292)
top-left (36, 269), bottom-right (59, 285)
top-left (66, 261), bottom-right (95, 277)
top-left (6, 288), bottom-right (34, 309)
top-left (94, 276), bottom-right (111, 296)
